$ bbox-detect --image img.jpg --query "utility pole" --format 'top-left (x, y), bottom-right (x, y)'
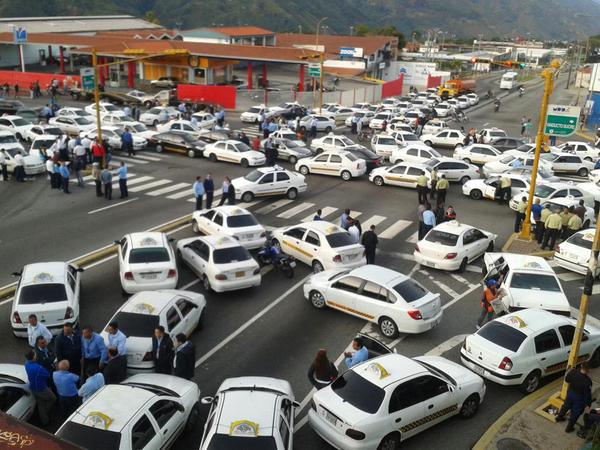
top-left (92, 49), bottom-right (104, 166)
top-left (566, 45), bottom-right (574, 88)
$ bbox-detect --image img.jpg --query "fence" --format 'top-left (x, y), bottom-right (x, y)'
top-left (0, 70), bottom-right (80, 93)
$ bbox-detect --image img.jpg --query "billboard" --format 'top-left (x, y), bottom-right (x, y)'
top-left (396, 61), bottom-right (437, 85)
top-left (339, 47), bottom-right (364, 58)
top-left (590, 63), bottom-right (600, 93)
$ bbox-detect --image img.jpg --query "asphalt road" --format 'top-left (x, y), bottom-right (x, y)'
top-left (0, 70), bottom-right (595, 449)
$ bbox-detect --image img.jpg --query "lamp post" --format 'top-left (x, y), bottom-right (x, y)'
top-left (313, 17), bottom-right (328, 110)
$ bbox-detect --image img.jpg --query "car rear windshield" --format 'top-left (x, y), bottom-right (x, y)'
top-left (567, 233), bottom-right (594, 250)
top-left (227, 214), bottom-right (259, 228)
top-left (19, 284), bottom-right (67, 304)
top-left (332, 370), bottom-right (384, 414)
top-left (477, 321), bottom-right (527, 352)
top-left (326, 232), bottom-right (355, 248)
top-left (128, 248), bottom-right (171, 264)
top-left (207, 435), bottom-right (277, 450)
top-left (403, 134), bottom-right (419, 141)
top-left (345, 153), bottom-right (358, 162)
top-left (425, 230), bottom-right (459, 246)
top-left (113, 312), bottom-right (159, 338)
top-left (392, 280), bottom-right (428, 303)
top-left (213, 247), bottom-right (252, 264)
top-left (509, 273), bottom-right (561, 292)
top-left (57, 422), bottom-right (121, 449)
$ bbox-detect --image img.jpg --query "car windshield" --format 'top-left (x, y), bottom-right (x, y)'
top-left (567, 232), bottom-right (594, 250)
top-left (379, 137), bottom-right (396, 145)
top-left (284, 140), bottom-right (300, 148)
top-left (500, 155), bottom-right (515, 164)
top-left (403, 134), bottom-right (418, 141)
top-left (477, 321), bottom-right (527, 352)
top-left (213, 246), bottom-right (252, 264)
top-left (0, 135), bottom-right (18, 144)
top-left (247, 107), bottom-right (261, 113)
top-left (147, 108), bottom-right (161, 115)
top-left (5, 149), bottom-right (25, 157)
top-left (32, 139), bottom-right (56, 149)
top-left (113, 311), bottom-right (159, 338)
top-left (44, 128), bottom-right (62, 136)
top-left (103, 105), bottom-right (118, 112)
top-left (233, 142), bottom-right (250, 152)
top-left (56, 422), bottom-right (121, 450)
top-left (74, 117), bottom-right (93, 125)
top-left (331, 370), bottom-right (385, 414)
top-left (392, 279), bottom-right (428, 303)
top-left (437, 104), bottom-right (449, 109)
top-left (128, 248), bottom-right (170, 264)
top-left (326, 232), bottom-right (355, 248)
top-left (534, 185), bottom-right (556, 198)
top-left (244, 170), bottom-right (263, 182)
top-left (19, 284), bottom-right (67, 304)
top-left (509, 273), bottom-right (561, 292)
top-left (490, 131), bottom-right (506, 137)
top-left (132, 124), bottom-right (147, 132)
top-left (12, 118), bottom-right (28, 127)
top-left (207, 435), bottom-right (277, 450)
top-left (540, 153), bottom-right (558, 162)
top-left (375, 114), bottom-right (388, 119)
top-left (227, 214), bottom-right (259, 228)
top-left (425, 230), bottom-right (459, 246)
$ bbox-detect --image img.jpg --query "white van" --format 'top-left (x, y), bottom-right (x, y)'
top-left (500, 71), bottom-right (519, 90)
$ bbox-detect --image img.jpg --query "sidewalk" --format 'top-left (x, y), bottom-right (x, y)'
top-left (473, 367), bottom-right (600, 450)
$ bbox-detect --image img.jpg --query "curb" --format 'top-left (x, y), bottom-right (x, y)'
top-left (472, 378), bottom-right (562, 450)
top-left (501, 233), bottom-right (555, 258)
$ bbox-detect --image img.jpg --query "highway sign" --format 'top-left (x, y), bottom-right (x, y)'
top-left (308, 63), bottom-right (321, 78)
top-left (80, 67), bottom-right (95, 91)
top-left (544, 104), bottom-right (580, 137)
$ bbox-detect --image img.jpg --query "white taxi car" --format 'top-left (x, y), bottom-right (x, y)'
top-left (0, 364), bottom-right (35, 421)
top-left (369, 111), bottom-right (394, 130)
top-left (204, 140), bottom-right (265, 167)
top-left (390, 145), bottom-right (441, 165)
top-left (311, 133), bottom-right (359, 154)
top-left (508, 182), bottom-right (589, 211)
top-left (298, 115), bottom-right (336, 133)
top-left (370, 134), bottom-right (399, 158)
top-left (462, 173), bottom-right (533, 201)
top-left (422, 118), bottom-right (448, 135)
top-left (2, 146), bottom-right (45, 176)
top-left (80, 127), bottom-right (147, 152)
top-left (557, 141), bottom-right (600, 161)
top-left (49, 116), bottom-right (95, 135)
top-left (240, 105), bottom-right (275, 123)
top-left (304, 265), bottom-right (442, 337)
top-left (139, 106), bottom-right (179, 127)
top-left (423, 157), bottom-right (480, 184)
top-left (483, 253), bottom-right (571, 316)
top-left (295, 151), bottom-right (366, 181)
top-left (482, 155), bottom-right (546, 178)
top-left (466, 93), bottom-right (480, 105)
top-left (369, 162), bottom-right (431, 189)
top-left (115, 233), bottom-right (178, 295)
top-left (190, 111), bottom-right (217, 129)
top-left (453, 144), bottom-right (502, 165)
top-left (11, 262), bottom-right (82, 337)
top-left (264, 139), bottom-right (313, 164)
top-left (57, 106), bottom-right (93, 119)
top-left (388, 130), bottom-right (422, 148)
top-left (460, 309), bottom-right (600, 393)
top-left (56, 374), bottom-right (201, 449)
top-left (542, 152), bottom-right (594, 178)
top-left (84, 102), bottom-right (126, 119)
top-left (265, 128), bottom-right (303, 145)
top-left (272, 221), bottom-right (365, 273)
top-left (478, 128), bottom-right (506, 144)
top-left (555, 229), bottom-right (598, 276)
top-left (0, 115), bottom-right (34, 141)
top-left (100, 290), bottom-right (205, 372)
top-left (232, 166), bottom-right (307, 203)
top-left (434, 102), bottom-right (453, 117)
top-left (177, 236), bottom-right (261, 292)
top-left (345, 111), bottom-right (375, 127)
top-left (192, 206), bottom-right (266, 250)
top-left (200, 377), bottom-right (296, 450)
top-left (309, 353), bottom-right (485, 449)
top-left (420, 129), bottom-right (466, 149)
top-left (414, 221), bottom-right (496, 272)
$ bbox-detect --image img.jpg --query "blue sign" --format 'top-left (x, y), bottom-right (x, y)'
top-left (339, 47), bottom-right (363, 58)
top-left (13, 27), bottom-right (27, 45)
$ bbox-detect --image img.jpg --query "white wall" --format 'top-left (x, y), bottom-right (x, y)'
top-left (183, 37), bottom-right (228, 44)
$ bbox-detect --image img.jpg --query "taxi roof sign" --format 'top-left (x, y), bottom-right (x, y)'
top-left (132, 303), bottom-right (156, 315)
top-left (505, 316), bottom-right (527, 329)
top-left (229, 420), bottom-right (259, 437)
top-left (364, 362), bottom-right (390, 380)
top-left (32, 273), bottom-right (54, 284)
top-left (140, 237), bottom-right (159, 247)
top-left (83, 411), bottom-right (114, 430)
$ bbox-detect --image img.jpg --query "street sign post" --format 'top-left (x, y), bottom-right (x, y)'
top-left (544, 104), bottom-right (580, 137)
top-left (308, 63), bottom-right (320, 78)
top-left (13, 27), bottom-right (26, 45)
top-left (80, 67), bottom-right (95, 91)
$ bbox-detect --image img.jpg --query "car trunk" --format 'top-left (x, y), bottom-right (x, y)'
top-left (417, 240), bottom-right (453, 260)
top-left (18, 301), bottom-right (69, 326)
top-left (231, 229), bottom-right (263, 245)
top-left (125, 336), bottom-right (153, 367)
top-left (334, 245), bottom-right (364, 264)
top-left (410, 293), bottom-right (441, 320)
top-left (314, 386), bottom-right (372, 436)
top-left (218, 261), bottom-right (258, 281)
top-left (463, 334), bottom-right (512, 373)
top-left (507, 287), bottom-right (570, 314)
top-left (132, 262), bottom-right (171, 284)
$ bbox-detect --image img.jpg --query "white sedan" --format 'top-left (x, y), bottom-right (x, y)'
top-left (557, 141), bottom-right (600, 161)
top-left (390, 144), bottom-right (441, 165)
top-left (57, 107), bottom-right (93, 119)
top-left (304, 264), bottom-right (442, 336)
top-left (0, 364), bottom-right (35, 421)
top-left (420, 129), bottom-right (466, 148)
top-left (49, 116), bottom-right (95, 135)
top-left (478, 128), bottom-right (507, 144)
top-left (422, 118), bottom-right (449, 135)
top-left (240, 105), bottom-right (275, 123)
top-left (272, 221), bottom-right (365, 273)
top-left (139, 106), bottom-right (179, 127)
top-left (298, 115), bottom-right (336, 133)
top-left (177, 235), bottom-right (261, 292)
top-left (232, 166), bottom-right (307, 202)
top-left (192, 206), bottom-right (267, 250)
top-left (344, 111), bottom-right (375, 127)
top-left (190, 111), bottom-right (217, 129)
top-left (200, 377), bottom-right (296, 450)
top-left (370, 134), bottom-right (399, 158)
top-left (295, 151), bottom-right (366, 181)
top-left (369, 111), bottom-right (394, 130)
top-left (555, 229), bottom-right (599, 276)
top-left (434, 102), bottom-right (453, 117)
top-left (453, 144), bottom-right (502, 165)
top-left (81, 126), bottom-right (147, 151)
top-left (0, 115), bottom-right (34, 141)
top-left (84, 102), bottom-right (125, 119)
top-left (11, 262), bottom-right (82, 337)
top-left (157, 119), bottom-right (203, 136)
top-left (100, 290), bottom-right (206, 372)
top-left (414, 221), bottom-right (496, 272)
top-left (369, 162), bottom-right (431, 189)
top-left (115, 232), bottom-right (178, 295)
top-left (311, 133), bottom-right (359, 154)
top-left (461, 174), bottom-right (532, 201)
top-left (204, 140), bottom-right (265, 167)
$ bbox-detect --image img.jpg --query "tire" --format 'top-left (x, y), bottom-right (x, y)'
top-left (288, 155), bottom-right (298, 164)
top-left (325, 126), bottom-right (332, 133)
top-left (192, 220), bottom-right (200, 233)
top-left (299, 165), bottom-right (309, 175)
top-left (286, 188), bottom-right (298, 200)
top-left (374, 176), bottom-right (385, 186)
top-left (202, 275), bottom-right (211, 292)
top-left (241, 191), bottom-right (254, 203)
top-left (341, 170), bottom-right (352, 181)
top-left (144, 101), bottom-right (152, 108)
top-left (209, 153), bottom-right (217, 162)
top-left (379, 317), bottom-right (399, 338)
top-left (590, 348), bottom-right (600, 368)
top-left (470, 189), bottom-right (482, 200)
top-left (578, 168), bottom-right (589, 177)
top-left (187, 149), bottom-right (196, 158)
top-left (424, 140), bottom-right (433, 146)
top-left (312, 260), bottom-right (324, 273)
top-left (315, 148), bottom-right (324, 155)
top-left (520, 370), bottom-right (541, 394)
top-left (377, 433), bottom-right (401, 450)
top-left (309, 290), bottom-right (326, 309)
top-left (241, 158), bottom-right (249, 168)
top-left (460, 176), bottom-right (471, 184)
top-left (463, 158), bottom-right (471, 164)
top-left (152, 120), bottom-right (158, 127)
top-left (185, 403), bottom-right (200, 433)
top-left (155, 144), bottom-right (163, 153)
top-left (459, 394), bottom-right (480, 419)
top-left (487, 241), bottom-right (494, 252)
top-left (16, 133), bottom-right (22, 141)
top-left (458, 258), bottom-right (468, 273)
top-left (282, 263), bottom-right (294, 279)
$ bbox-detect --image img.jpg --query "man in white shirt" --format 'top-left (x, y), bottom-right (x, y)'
top-left (348, 219), bottom-right (360, 243)
top-left (0, 149), bottom-right (8, 181)
top-left (27, 314), bottom-right (53, 348)
top-left (13, 152), bottom-right (25, 182)
top-left (45, 158), bottom-right (54, 188)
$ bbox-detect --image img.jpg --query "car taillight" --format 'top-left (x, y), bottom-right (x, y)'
top-left (445, 253), bottom-right (457, 259)
top-left (499, 357), bottom-right (513, 371)
top-left (408, 310), bottom-right (422, 320)
top-left (142, 352), bottom-right (153, 361)
top-left (215, 274), bottom-right (227, 280)
top-left (253, 267), bottom-right (260, 275)
top-left (167, 269), bottom-right (177, 278)
top-left (12, 312), bottom-right (21, 324)
top-left (64, 307), bottom-right (74, 320)
top-left (124, 271), bottom-right (134, 280)
top-left (332, 255), bottom-right (342, 263)
top-left (345, 429), bottom-right (366, 440)
top-left (415, 244), bottom-right (420, 252)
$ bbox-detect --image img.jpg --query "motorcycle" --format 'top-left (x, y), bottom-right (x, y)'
top-left (518, 87), bottom-right (524, 97)
top-left (494, 100), bottom-right (500, 113)
top-left (484, 90), bottom-right (494, 100)
top-left (257, 240), bottom-right (295, 278)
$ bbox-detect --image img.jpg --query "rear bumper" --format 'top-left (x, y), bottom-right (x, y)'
top-left (12, 320), bottom-right (74, 337)
top-left (554, 253), bottom-right (592, 276)
top-left (308, 409), bottom-right (373, 450)
top-left (398, 309), bottom-right (443, 334)
top-left (460, 351), bottom-right (523, 386)
top-left (414, 252), bottom-right (461, 271)
top-left (122, 278), bottom-right (178, 294)
top-left (211, 274), bottom-right (261, 292)
top-left (323, 257), bottom-right (366, 272)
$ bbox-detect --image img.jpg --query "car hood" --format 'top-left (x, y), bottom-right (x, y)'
top-left (23, 155), bottom-right (43, 166)
top-left (464, 179), bottom-right (486, 189)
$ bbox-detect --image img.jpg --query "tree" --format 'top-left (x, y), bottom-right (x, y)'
top-left (355, 24), bottom-right (371, 37)
top-left (143, 11), bottom-right (160, 25)
top-left (376, 26), bottom-right (406, 50)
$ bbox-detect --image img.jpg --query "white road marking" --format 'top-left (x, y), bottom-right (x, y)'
top-left (425, 334), bottom-right (469, 356)
top-left (167, 189), bottom-right (194, 199)
top-left (111, 175), bottom-right (153, 187)
top-left (132, 154), bottom-right (162, 162)
top-left (407, 263), bottom-right (420, 277)
top-left (88, 198), bottom-right (139, 214)
top-left (419, 270), bottom-right (460, 299)
top-left (255, 199), bottom-right (294, 215)
top-left (450, 273), bottom-right (473, 286)
top-left (557, 272), bottom-right (584, 282)
top-left (379, 220), bottom-right (412, 239)
top-left (128, 179), bottom-right (172, 192)
top-left (466, 264), bottom-right (482, 273)
top-left (301, 206), bottom-right (338, 222)
top-left (113, 155), bottom-right (148, 164)
top-left (146, 182), bottom-right (191, 196)
top-left (406, 231), bottom-right (419, 243)
top-left (442, 284), bottom-right (480, 311)
top-left (350, 210), bottom-right (362, 219)
top-left (377, 250), bottom-right (415, 261)
top-left (360, 215), bottom-right (387, 230)
top-left (277, 202), bottom-right (315, 219)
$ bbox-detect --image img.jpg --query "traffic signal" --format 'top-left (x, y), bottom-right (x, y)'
top-left (506, 61), bottom-right (512, 67)
top-left (471, 57), bottom-right (477, 63)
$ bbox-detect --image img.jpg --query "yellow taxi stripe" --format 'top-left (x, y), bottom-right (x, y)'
top-left (166, 146), bottom-right (186, 154)
top-left (282, 240), bottom-right (313, 258)
top-left (545, 354), bottom-right (588, 374)
top-left (325, 300), bottom-right (375, 320)
top-left (314, 167), bottom-right (340, 173)
top-left (255, 190), bottom-right (287, 196)
top-left (400, 404), bottom-right (458, 433)
top-left (385, 176), bottom-right (416, 183)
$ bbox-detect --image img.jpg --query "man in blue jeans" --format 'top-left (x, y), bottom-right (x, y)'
top-left (59, 161), bottom-right (70, 194)
top-left (118, 161), bottom-right (128, 199)
top-left (556, 364), bottom-right (593, 432)
top-left (24, 350), bottom-right (56, 425)
top-left (193, 176), bottom-right (204, 211)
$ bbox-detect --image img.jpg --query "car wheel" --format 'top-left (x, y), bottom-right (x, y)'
top-left (192, 220), bottom-right (199, 233)
top-left (312, 260), bottom-right (324, 273)
top-left (289, 155), bottom-right (298, 164)
top-left (459, 394), bottom-right (480, 419)
top-left (460, 176), bottom-right (471, 184)
top-left (379, 317), bottom-right (399, 338)
top-left (578, 168), bottom-right (589, 177)
top-left (144, 101), bottom-right (152, 108)
top-left (187, 149), bottom-right (196, 158)
top-left (584, 220), bottom-right (590, 228)
top-left (470, 189), bottom-right (482, 200)
top-left (185, 403), bottom-right (200, 433)
top-left (463, 158), bottom-right (471, 164)
top-left (241, 158), bottom-right (249, 168)
top-left (202, 275), bottom-right (211, 292)
top-left (341, 170), bottom-right (352, 181)
top-left (590, 348), bottom-right (600, 368)
top-left (487, 241), bottom-right (494, 252)
top-left (325, 126), bottom-right (332, 133)
top-left (152, 120), bottom-right (158, 127)
top-left (286, 188), bottom-right (298, 200)
top-left (271, 238), bottom-right (281, 251)
top-left (458, 258), bottom-right (468, 273)
top-left (155, 144), bottom-right (163, 153)
top-left (424, 140), bottom-right (433, 146)
top-left (520, 370), bottom-right (541, 394)
top-left (377, 433), bottom-right (401, 450)
top-left (455, 143), bottom-right (463, 149)
top-left (309, 290), bottom-right (326, 309)
top-left (299, 165), bottom-right (309, 175)
top-left (209, 153), bottom-right (217, 162)
top-left (242, 191), bottom-right (254, 203)
top-left (374, 176), bottom-right (385, 186)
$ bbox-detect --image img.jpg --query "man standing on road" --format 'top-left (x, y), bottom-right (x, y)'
top-left (514, 196), bottom-right (527, 233)
top-left (53, 360), bottom-right (79, 418)
top-left (541, 207), bottom-right (562, 250)
top-left (203, 174), bottom-right (214, 209)
top-left (101, 167), bottom-right (112, 200)
top-left (193, 176), bottom-right (205, 211)
top-left (537, 204), bottom-right (551, 244)
top-left (173, 334), bottom-right (195, 380)
top-left (92, 162), bottom-right (102, 197)
top-left (560, 206), bottom-right (574, 240)
top-left (361, 225), bottom-right (378, 264)
top-left (0, 149), bottom-right (7, 181)
top-left (416, 173), bottom-right (428, 204)
top-left (567, 211), bottom-right (583, 239)
top-left (91, 138), bottom-right (105, 168)
top-left (477, 279), bottom-right (498, 329)
top-left (499, 175), bottom-right (511, 204)
top-left (103, 347), bottom-right (127, 385)
top-left (55, 323), bottom-right (82, 376)
top-left (218, 177), bottom-right (231, 206)
top-left (340, 209), bottom-right (351, 230)
top-left (152, 326), bottom-right (174, 375)
top-left (520, 116), bottom-right (527, 136)
top-left (78, 367), bottom-right (105, 403)
top-left (556, 364), bottom-right (592, 433)
top-left (313, 209), bottom-right (323, 221)
top-left (121, 128), bottom-right (134, 157)
top-left (532, 198), bottom-right (543, 242)
top-left (422, 204), bottom-right (436, 237)
top-left (14, 151), bottom-right (25, 182)
top-left (24, 350), bottom-right (55, 426)
top-left (348, 219), bottom-right (360, 243)
top-left (118, 161), bottom-right (128, 199)
top-left (27, 315), bottom-right (52, 348)
top-left (417, 202), bottom-right (427, 239)
top-left (45, 156), bottom-right (54, 188)
top-left (575, 199), bottom-right (587, 221)
top-left (310, 117), bottom-right (318, 139)
top-left (430, 168), bottom-right (438, 200)
top-left (81, 326), bottom-right (108, 377)
top-left (58, 161), bottom-right (70, 194)
top-left (435, 175), bottom-right (448, 204)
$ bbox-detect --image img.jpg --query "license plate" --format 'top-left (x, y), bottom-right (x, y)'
top-left (141, 273), bottom-right (158, 280)
top-left (289, 261), bottom-right (296, 268)
top-left (235, 271), bottom-right (245, 278)
top-left (244, 234), bottom-right (254, 239)
top-left (472, 364), bottom-right (485, 376)
top-left (325, 411), bottom-right (337, 426)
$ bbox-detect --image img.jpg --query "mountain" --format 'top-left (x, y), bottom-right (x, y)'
top-left (1, 0), bottom-right (599, 40)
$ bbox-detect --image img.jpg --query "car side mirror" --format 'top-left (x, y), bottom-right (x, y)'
top-left (11, 271), bottom-right (21, 277)
top-left (77, 268), bottom-right (85, 273)
top-left (201, 396), bottom-right (214, 405)
top-left (113, 240), bottom-right (121, 245)
top-left (175, 403), bottom-right (185, 413)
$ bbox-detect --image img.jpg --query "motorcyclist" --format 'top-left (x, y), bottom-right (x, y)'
top-left (518, 86), bottom-right (524, 97)
top-left (494, 97), bottom-right (501, 112)
top-left (486, 89), bottom-right (493, 99)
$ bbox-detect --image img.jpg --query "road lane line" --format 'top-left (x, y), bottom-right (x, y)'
top-left (557, 272), bottom-right (584, 282)
top-left (132, 154), bottom-right (162, 162)
top-left (442, 284), bottom-right (480, 311)
top-left (194, 275), bottom-right (310, 368)
top-left (450, 273), bottom-right (473, 286)
top-left (146, 182), bottom-right (191, 196)
top-left (379, 220), bottom-right (412, 239)
top-left (425, 334), bottom-right (470, 356)
top-left (276, 202), bottom-right (315, 219)
top-left (167, 189), bottom-right (194, 199)
top-left (419, 269), bottom-right (459, 298)
top-left (255, 199), bottom-right (294, 215)
top-left (128, 179), bottom-right (172, 192)
top-left (113, 156), bottom-right (148, 164)
top-left (112, 175), bottom-right (153, 187)
top-left (360, 215), bottom-right (386, 230)
top-left (88, 198), bottom-right (139, 214)
top-left (301, 206), bottom-right (337, 222)
top-left (406, 231), bottom-right (419, 243)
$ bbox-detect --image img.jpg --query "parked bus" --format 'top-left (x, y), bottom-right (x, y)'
top-left (500, 71), bottom-right (519, 90)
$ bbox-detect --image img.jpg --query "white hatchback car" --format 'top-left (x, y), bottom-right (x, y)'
top-left (84, 102), bottom-right (125, 119)
top-left (557, 141), bottom-right (600, 161)
top-left (453, 144), bottom-right (502, 165)
top-left (204, 140), bottom-right (266, 167)
top-left (11, 262), bottom-right (82, 337)
top-left (423, 157), bottom-right (480, 184)
top-left (460, 309), bottom-right (600, 393)
top-left (192, 206), bottom-right (267, 250)
top-left (421, 118), bottom-right (448, 135)
top-left (177, 235), bottom-right (261, 292)
top-left (240, 105), bottom-right (275, 123)
top-left (2, 146), bottom-right (45, 176)
top-left (49, 116), bottom-right (96, 135)
top-left (369, 112), bottom-right (394, 130)
top-left (139, 106), bottom-right (178, 127)
top-left (370, 134), bottom-right (399, 158)
top-left (555, 229), bottom-right (599, 276)
top-left (0, 364), bottom-right (35, 421)
top-left (414, 221), bottom-right (496, 272)
top-left (295, 151), bottom-right (367, 181)
top-left (200, 377), bottom-right (296, 450)
top-left (420, 129), bottom-right (466, 149)
top-left (100, 290), bottom-right (206, 372)
top-left (461, 174), bottom-right (532, 201)
top-left (115, 232), bottom-right (178, 295)
top-left (0, 115), bottom-right (34, 141)
top-left (56, 374), bottom-right (200, 450)
top-left (298, 115), bottom-right (336, 133)
top-left (311, 133), bottom-right (358, 154)
top-left (309, 352), bottom-right (485, 449)
top-left (232, 166), bottom-right (307, 203)
top-left (304, 265), bottom-right (442, 337)
top-left (272, 221), bottom-right (366, 273)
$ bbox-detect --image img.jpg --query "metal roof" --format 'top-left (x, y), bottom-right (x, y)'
top-left (0, 15), bottom-right (161, 34)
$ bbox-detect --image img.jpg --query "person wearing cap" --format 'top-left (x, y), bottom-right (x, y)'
top-left (542, 207), bottom-right (563, 250)
top-left (478, 279), bottom-right (498, 329)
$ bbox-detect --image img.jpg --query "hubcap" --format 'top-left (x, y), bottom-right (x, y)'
top-left (381, 320), bottom-right (395, 337)
top-left (527, 376), bottom-right (538, 392)
top-left (313, 262), bottom-right (323, 273)
top-left (311, 292), bottom-right (325, 307)
top-left (463, 398), bottom-right (477, 416)
top-left (381, 438), bottom-right (397, 450)
top-left (203, 278), bottom-right (210, 290)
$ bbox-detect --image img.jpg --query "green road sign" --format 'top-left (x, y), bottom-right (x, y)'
top-left (308, 63), bottom-right (321, 78)
top-left (80, 67), bottom-right (95, 91)
top-left (544, 104), bottom-right (580, 137)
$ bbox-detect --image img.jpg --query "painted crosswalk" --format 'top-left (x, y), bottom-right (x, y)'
top-left (146, 182), bottom-right (191, 196)
top-left (301, 206), bottom-right (338, 222)
top-left (276, 202), bottom-right (315, 219)
top-left (128, 179), bottom-right (172, 192)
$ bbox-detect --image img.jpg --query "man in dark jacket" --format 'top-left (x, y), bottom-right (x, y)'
top-left (203, 174), bottom-right (215, 209)
top-left (103, 348), bottom-right (127, 384)
top-left (152, 326), bottom-right (174, 375)
top-left (54, 323), bottom-right (82, 375)
top-left (361, 224), bottom-right (379, 264)
top-left (556, 363), bottom-right (593, 432)
top-left (173, 334), bottom-right (195, 380)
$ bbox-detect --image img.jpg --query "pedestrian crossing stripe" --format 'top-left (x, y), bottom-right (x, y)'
top-left (301, 206), bottom-right (338, 222)
top-left (255, 199), bottom-right (294, 215)
top-left (399, 404), bottom-right (458, 433)
top-left (146, 182), bottom-right (190, 196)
top-left (128, 179), bottom-right (171, 192)
top-left (276, 202), bottom-right (315, 219)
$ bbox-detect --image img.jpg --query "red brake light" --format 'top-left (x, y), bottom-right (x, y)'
top-left (167, 269), bottom-right (177, 278)
top-left (445, 253), bottom-right (457, 259)
top-left (12, 312), bottom-right (21, 324)
top-left (64, 307), bottom-right (74, 320)
top-left (124, 272), bottom-right (134, 280)
top-left (332, 255), bottom-right (342, 263)
top-left (215, 274), bottom-right (227, 280)
top-left (499, 357), bottom-right (513, 371)
top-left (408, 310), bottom-right (422, 320)
top-left (475, 168), bottom-right (480, 173)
